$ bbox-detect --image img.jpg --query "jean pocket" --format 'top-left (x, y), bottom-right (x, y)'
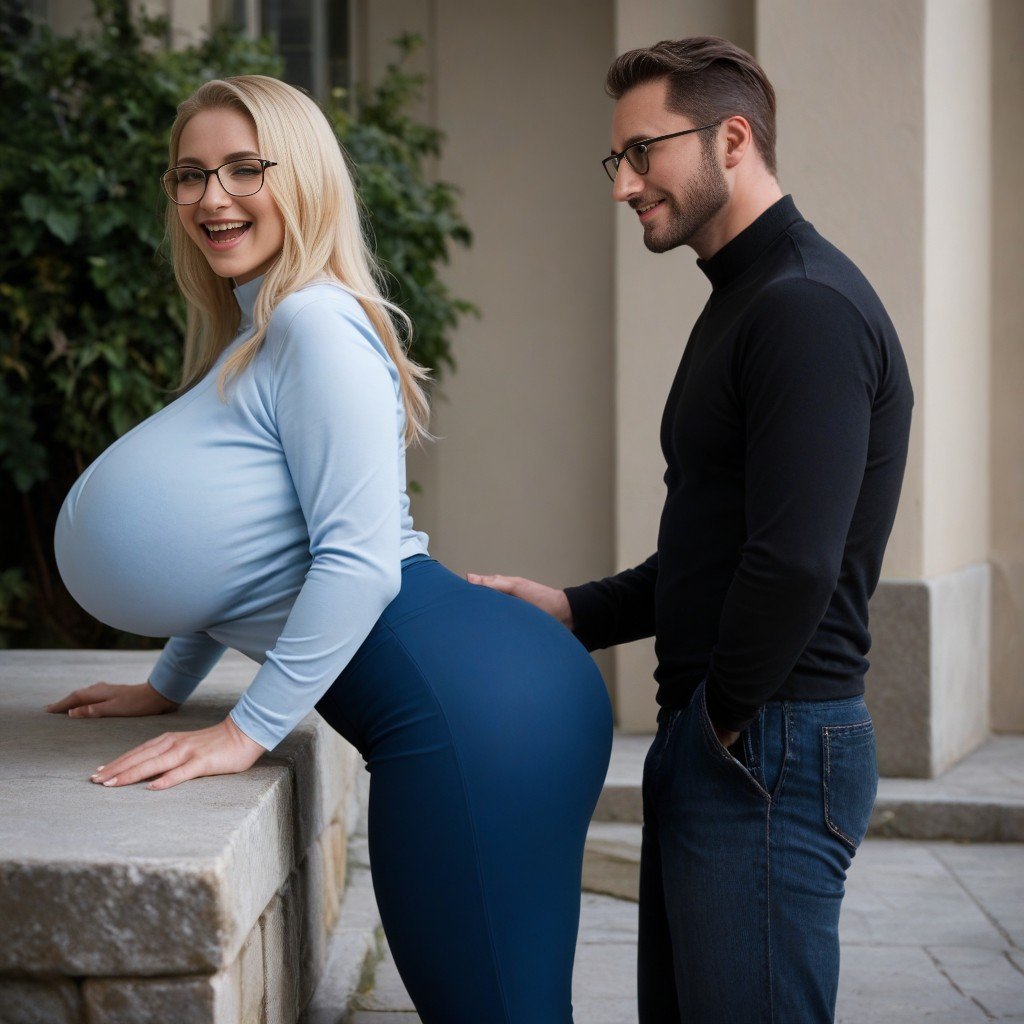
top-left (822, 719), bottom-right (878, 852)
top-left (695, 680), bottom-right (769, 801)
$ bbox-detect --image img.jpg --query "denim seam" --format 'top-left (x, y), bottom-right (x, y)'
top-left (380, 618), bottom-right (513, 1024)
top-left (765, 800), bottom-right (775, 1024)
top-left (772, 703), bottom-right (793, 804)
top-left (821, 720), bottom-right (873, 850)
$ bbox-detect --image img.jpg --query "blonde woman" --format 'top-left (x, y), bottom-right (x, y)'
top-left (50, 76), bottom-right (612, 1022)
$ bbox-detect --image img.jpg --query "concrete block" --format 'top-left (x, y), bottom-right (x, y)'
top-left (295, 844), bottom-right (328, 1011)
top-left (260, 892), bottom-right (300, 1024)
top-left (238, 923), bottom-right (265, 1024)
top-left (325, 822), bottom-right (349, 931)
top-left (267, 732), bottom-right (359, 868)
top-left (583, 823), bottom-right (641, 902)
top-left (301, 866), bottom-right (383, 1024)
top-left (0, 978), bottom-right (81, 1024)
top-left (0, 650), bottom-right (362, 989)
top-left (83, 966), bottom-right (241, 1024)
top-left (869, 565), bottom-right (991, 778)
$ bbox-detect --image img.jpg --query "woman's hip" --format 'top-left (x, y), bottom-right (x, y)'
top-left (317, 557), bottom-right (613, 774)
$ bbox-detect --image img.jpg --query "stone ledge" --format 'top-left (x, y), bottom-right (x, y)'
top-left (0, 650), bottom-right (366, 1023)
top-left (594, 732), bottom-right (1024, 842)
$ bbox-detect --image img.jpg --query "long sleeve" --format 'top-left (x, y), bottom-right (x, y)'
top-left (703, 279), bottom-right (880, 732)
top-left (228, 297), bottom-right (403, 750)
top-left (564, 552), bottom-right (658, 652)
top-left (148, 632), bottom-right (228, 703)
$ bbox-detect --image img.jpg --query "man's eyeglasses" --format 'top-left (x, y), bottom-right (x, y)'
top-left (160, 158), bottom-right (278, 205)
top-left (602, 122), bottom-right (721, 182)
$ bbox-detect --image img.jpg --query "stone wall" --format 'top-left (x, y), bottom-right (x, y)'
top-left (0, 651), bottom-right (368, 1024)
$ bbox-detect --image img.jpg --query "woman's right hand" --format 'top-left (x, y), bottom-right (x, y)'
top-left (44, 681), bottom-right (181, 719)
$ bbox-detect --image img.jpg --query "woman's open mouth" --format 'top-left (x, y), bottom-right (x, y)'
top-left (201, 221), bottom-right (253, 251)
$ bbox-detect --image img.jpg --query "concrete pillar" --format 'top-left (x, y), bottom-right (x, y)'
top-left (611, 0), bottom-right (756, 732)
top-left (758, 0), bottom-right (993, 776)
top-left (990, 0), bottom-right (1024, 733)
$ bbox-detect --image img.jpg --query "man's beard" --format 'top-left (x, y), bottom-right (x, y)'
top-left (642, 145), bottom-right (729, 254)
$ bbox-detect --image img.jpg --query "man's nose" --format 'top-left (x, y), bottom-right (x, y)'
top-left (611, 162), bottom-right (644, 204)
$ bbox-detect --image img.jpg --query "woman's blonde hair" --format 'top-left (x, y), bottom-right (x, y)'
top-left (165, 75), bottom-right (430, 444)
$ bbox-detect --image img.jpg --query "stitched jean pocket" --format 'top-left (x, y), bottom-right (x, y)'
top-left (695, 680), bottom-right (769, 801)
top-left (822, 719), bottom-right (878, 852)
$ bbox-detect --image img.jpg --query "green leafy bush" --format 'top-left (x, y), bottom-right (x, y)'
top-left (0, 0), bottom-right (473, 648)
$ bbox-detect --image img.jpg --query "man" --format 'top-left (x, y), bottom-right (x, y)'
top-left (469, 36), bottom-right (913, 1024)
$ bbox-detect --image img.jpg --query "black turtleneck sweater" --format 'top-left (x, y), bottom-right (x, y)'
top-left (565, 195), bottom-right (913, 732)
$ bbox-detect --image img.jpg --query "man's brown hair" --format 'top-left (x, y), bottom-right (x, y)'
top-left (606, 37), bottom-right (778, 177)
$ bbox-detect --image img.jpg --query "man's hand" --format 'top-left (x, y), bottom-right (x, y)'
top-left (466, 573), bottom-right (574, 631)
top-left (88, 717), bottom-right (266, 791)
top-left (45, 681), bottom-right (180, 718)
top-left (715, 725), bottom-right (742, 752)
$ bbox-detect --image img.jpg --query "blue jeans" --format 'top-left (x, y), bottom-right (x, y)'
top-left (639, 679), bottom-right (878, 1024)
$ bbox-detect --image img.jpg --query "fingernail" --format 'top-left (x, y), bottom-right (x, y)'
top-left (96, 765), bottom-right (105, 771)
top-left (102, 777), bottom-right (118, 787)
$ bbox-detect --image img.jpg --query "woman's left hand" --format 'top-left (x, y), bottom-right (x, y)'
top-left (89, 717), bottom-right (267, 791)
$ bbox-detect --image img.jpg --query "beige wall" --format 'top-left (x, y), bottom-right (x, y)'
top-left (758, 0), bottom-right (928, 580)
top-left (612, 0), bottom-right (755, 731)
top-left (991, 0), bottom-right (1024, 731)
top-left (922, 0), bottom-right (991, 577)
top-left (359, 0), bottom-right (617, 683)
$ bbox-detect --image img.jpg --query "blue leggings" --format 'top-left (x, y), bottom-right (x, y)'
top-left (315, 556), bottom-right (613, 1023)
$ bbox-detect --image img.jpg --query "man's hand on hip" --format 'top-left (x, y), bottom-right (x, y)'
top-left (466, 572), bottom-right (574, 632)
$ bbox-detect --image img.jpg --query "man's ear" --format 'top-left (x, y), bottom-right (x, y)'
top-left (721, 115), bottom-right (754, 170)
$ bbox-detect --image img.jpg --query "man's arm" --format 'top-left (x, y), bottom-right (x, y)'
top-left (704, 279), bottom-right (883, 733)
top-left (469, 552), bottom-right (658, 651)
top-left (564, 553), bottom-right (658, 651)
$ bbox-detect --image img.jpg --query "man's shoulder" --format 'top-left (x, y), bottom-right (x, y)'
top-left (745, 224), bottom-right (895, 339)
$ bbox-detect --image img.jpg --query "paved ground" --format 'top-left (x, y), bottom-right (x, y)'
top-left (345, 837), bottom-right (1024, 1023)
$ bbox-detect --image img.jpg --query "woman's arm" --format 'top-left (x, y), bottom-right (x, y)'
top-left (227, 294), bottom-right (403, 750)
top-left (149, 631), bottom-right (228, 703)
top-left (89, 292), bottom-right (406, 788)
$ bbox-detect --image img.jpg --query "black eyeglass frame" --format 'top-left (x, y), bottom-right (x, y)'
top-left (160, 158), bottom-right (279, 205)
top-left (602, 122), bottom-right (722, 181)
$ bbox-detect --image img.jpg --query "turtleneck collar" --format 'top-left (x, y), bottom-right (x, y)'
top-left (232, 273), bottom-right (265, 328)
top-left (696, 195), bottom-right (802, 292)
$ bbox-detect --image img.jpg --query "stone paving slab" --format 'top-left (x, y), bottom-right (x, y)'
top-left (0, 650), bottom-right (359, 977)
top-left (595, 733), bottom-right (1024, 841)
top-left (347, 839), bottom-right (1024, 1023)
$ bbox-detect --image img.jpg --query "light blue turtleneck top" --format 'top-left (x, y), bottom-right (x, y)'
top-left (54, 275), bottom-right (429, 750)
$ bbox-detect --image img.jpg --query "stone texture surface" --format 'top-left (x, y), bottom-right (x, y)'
top-left (0, 651), bottom-right (359, 979)
top-left (301, 870), bottom-right (382, 1024)
top-left (348, 838), bottom-right (1024, 1023)
top-left (869, 566), bottom-right (992, 778)
top-left (296, 842), bottom-right (328, 1011)
top-left (238, 923), bottom-right (264, 1024)
top-left (260, 893), bottom-right (300, 1024)
top-left (82, 967), bottom-right (241, 1024)
top-left (931, 563), bottom-right (992, 775)
top-left (0, 978), bottom-right (81, 1024)
top-left (583, 823), bottom-right (641, 901)
top-left (868, 578), bottom-right (934, 777)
